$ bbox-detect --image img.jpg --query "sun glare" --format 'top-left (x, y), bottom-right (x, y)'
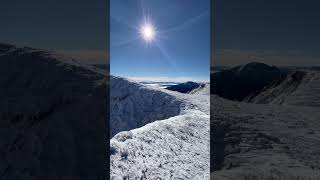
top-left (139, 21), bottom-right (156, 43)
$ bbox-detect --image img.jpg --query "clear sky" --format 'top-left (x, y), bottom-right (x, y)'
top-left (111, 0), bottom-right (210, 82)
top-left (213, 0), bottom-right (320, 67)
top-left (0, 0), bottom-right (109, 64)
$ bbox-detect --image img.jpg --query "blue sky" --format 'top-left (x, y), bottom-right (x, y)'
top-left (111, 0), bottom-right (210, 82)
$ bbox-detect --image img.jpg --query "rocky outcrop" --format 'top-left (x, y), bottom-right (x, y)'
top-left (0, 43), bottom-right (108, 180)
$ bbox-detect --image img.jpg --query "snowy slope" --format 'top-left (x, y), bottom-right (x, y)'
top-left (190, 83), bottom-right (210, 96)
top-left (211, 96), bottom-right (320, 179)
top-left (110, 76), bottom-right (181, 137)
top-left (211, 71), bottom-right (320, 179)
top-left (276, 71), bottom-right (320, 106)
top-left (110, 77), bottom-right (210, 179)
top-left (0, 43), bottom-right (108, 179)
top-left (247, 71), bottom-right (320, 107)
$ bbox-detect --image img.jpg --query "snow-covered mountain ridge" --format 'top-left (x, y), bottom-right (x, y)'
top-left (110, 76), bottom-right (181, 137)
top-left (247, 71), bottom-right (320, 107)
top-left (110, 76), bottom-right (210, 179)
top-left (0, 43), bottom-right (108, 179)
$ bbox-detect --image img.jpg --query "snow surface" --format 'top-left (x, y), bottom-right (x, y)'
top-left (110, 77), bottom-right (210, 179)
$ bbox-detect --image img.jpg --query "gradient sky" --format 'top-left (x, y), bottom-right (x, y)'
top-left (111, 0), bottom-right (210, 81)
top-left (213, 0), bottom-right (320, 67)
top-left (0, 0), bottom-right (109, 64)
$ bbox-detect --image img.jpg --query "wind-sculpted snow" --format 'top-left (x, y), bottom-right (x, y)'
top-left (111, 110), bottom-right (209, 179)
top-left (110, 77), bottom-right (210, 179)
top-left (110, 76), bottom-right (181, 137)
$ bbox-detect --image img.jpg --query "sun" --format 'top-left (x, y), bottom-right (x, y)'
top-left (141, 24), bottom-right (155, 41)
top-left (139, 18), bottom-right (156, 43)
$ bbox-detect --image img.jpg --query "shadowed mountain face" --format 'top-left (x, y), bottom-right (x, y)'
top-left (92, 64), bottom-right (109, 72)
top-left (166, 81), bottom-right (204, 93)
top-left (211, 62), bottom-right (285, 101)
top-left (0, 43), bottom-right (108, 180)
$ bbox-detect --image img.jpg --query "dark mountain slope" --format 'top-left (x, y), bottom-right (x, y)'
top-left (211, 62), bottom-right (285, 101)
top-left (0, 43), bottom-right (108, 180)
top-left (166, 81), bottom-right (204, 93)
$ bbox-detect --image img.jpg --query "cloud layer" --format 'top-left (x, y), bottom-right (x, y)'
top-left (127, 76), bottom-right (209, 83)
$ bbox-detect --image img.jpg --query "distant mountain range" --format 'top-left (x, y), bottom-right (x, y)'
top-left (165, 81), bottom-right (205, 93)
